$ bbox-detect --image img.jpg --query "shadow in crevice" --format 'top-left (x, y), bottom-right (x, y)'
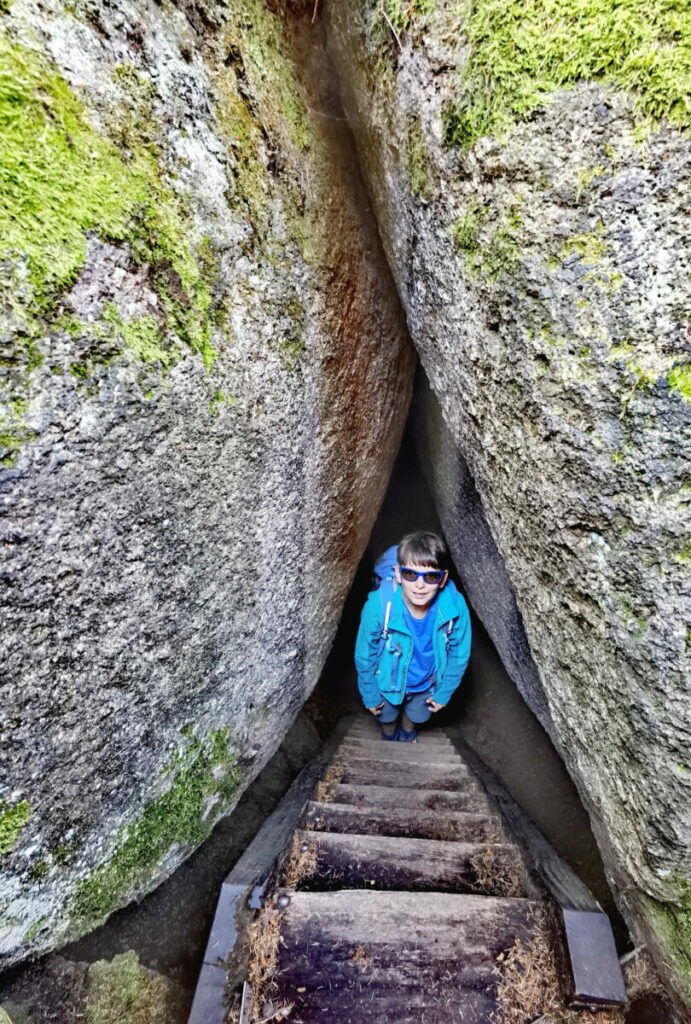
top-left (310, 413), bottom-right (629, 950)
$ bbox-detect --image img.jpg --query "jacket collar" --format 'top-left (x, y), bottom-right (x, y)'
top-left (388, 582), bottom-right (459, 632)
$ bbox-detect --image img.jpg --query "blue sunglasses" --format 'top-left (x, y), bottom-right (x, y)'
top-left (399, 567), bottom-right (446, 585)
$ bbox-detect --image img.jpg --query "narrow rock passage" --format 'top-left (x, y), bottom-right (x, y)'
top-left (260, 718), bottom-right (543, 1022)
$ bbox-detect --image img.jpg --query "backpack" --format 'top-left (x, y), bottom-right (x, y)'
top-left (372, 545), bottom-right (399, 647)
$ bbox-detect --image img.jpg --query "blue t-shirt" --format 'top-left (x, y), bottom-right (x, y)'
top-left (402, 601), bottom-right (436, 693)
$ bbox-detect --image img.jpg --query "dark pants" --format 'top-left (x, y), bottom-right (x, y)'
top-left (377, 687), bottom-right (434, 725)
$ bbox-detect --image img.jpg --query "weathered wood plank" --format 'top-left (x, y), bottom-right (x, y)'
top-left (293, 829), bottom-right (527, 895)
top-left (340, 764), bottom-right (482, 792)
top-left (563, 909), bottom-right (627, 1006)
top-left (187, 715), bottom-right (358, 1024)
top-left (274, 889), bottom-right (540, 1023)
top-left (304, 801), bottom-right (504, 842)
top-left (332, 782), bottom-right (490, 813)
top-left (187, 963), bottom-right (227, 1024)
top-left (446, 731), bottom-right (627, 1008)
top-left (345, 729), bottom-right (455, 748)
top-left (336, 740), bottom-right (463, 763)
top-left (446, 731), bottom-right (600, 912)
top-left (336, 753), bottom-right (472, 775)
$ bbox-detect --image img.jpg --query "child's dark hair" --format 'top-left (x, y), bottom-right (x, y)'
top-left (397, 531), bottom-right (450, 571)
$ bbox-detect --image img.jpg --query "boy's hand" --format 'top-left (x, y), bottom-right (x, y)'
top-left (425, 698), bottom-right (446, 712)
top-left (367, 702), bottom-right (385, 717)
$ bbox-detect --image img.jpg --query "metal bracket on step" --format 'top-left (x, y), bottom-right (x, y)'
top-left (239, 981), bottom-right (253, 1024)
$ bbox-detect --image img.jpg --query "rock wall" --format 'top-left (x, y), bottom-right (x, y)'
top-left (0, 0), bottom-right (415, 964)
top-left (327, 0), bottom-right (691, 1007)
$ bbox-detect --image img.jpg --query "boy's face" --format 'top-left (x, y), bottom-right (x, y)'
top-left (395, 561), bottom-right (447, 614)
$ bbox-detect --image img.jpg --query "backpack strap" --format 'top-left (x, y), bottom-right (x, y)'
top-left (375, 579), bottom-right (395, 668)
top-left (383, 597), bottom-right (392, 637)
top-left (378, 578), bottom-right (395, 639)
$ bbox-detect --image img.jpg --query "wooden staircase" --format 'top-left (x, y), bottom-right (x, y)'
top-left (261, 718), bottom-right (545, 1022)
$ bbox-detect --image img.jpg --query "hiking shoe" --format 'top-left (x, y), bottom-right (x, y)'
top-left (398, 727), bottom-right (417, 743)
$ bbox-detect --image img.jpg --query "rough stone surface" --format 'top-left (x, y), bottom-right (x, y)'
top-left (327, 0), bottom-right (691, 1007)
top-left (0, 950), bottom-right (187, 1024)
top-left (0, 0), bottom-right (414, 965)
top-left (411, 373), bottom-right (549, 729)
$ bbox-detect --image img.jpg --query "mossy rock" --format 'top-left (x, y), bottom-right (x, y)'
top-left (85, 952), bottom-right (186, 1024)
top-left (443, 0), bottom-right (691, 150)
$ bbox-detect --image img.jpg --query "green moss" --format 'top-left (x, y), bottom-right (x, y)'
top-left (54, 842), bottom-right (77, 865)
top-left (0, 32), bottom-right (216, 373)
top-left (559, 224), bottom-right (607, 265)
top-left (106, 62), bottom-right (159, 157)
top-left (646, 890), bottom-right (691, 993)
top-left (0, 0), bottom-right (11, 12)
top-left (669, 364), bottom-right (691, 401)
top-left (0, 422), bottom-right (37, 467)
top-left (225, 0), bottom-right (311, 157)
top-left (443, 0), bottom-right (691, 150)
top-left (479, 219), bottom-right (521, 278)
top-left (85, 951), bottom-right (175, 1024)
top-left (625, 360), bottom-right (657, 388)
top-left (541, 326), bottom-right (567, 347)
top-left (29, 859), bottom-right (49, 881)
top-left (86, 952), bottom-right (142, 1024)
top-left (452, 200), bottom-right (522, 278)
top-left (103, 305), bottom-right (177, 369)
top-left (576, 165), bottom-right (606, 192)
top-left (609, 338), bottom-right (633, 360)
top-left (672, 540), bottom-right (691, 564)
top-left (71, 730), bottom-right (241, 929)
top-left (208, 389), bottom-right (237, 417)
top-left (406, 115), bottom-right (433, 199)
top-left (22, 916), bottom-right (48, 943)
top-left (452, 200), bottom-right (487, 256)
top-left (0, 800), bottom-right (30, 854)
top-left (383, 0), bottom-right (435, 33)
top-left (214, 0), bottom-right (316, 258)
top-left (279, 336), bottom-right (305, 370)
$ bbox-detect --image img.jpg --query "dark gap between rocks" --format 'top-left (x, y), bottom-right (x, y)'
top-left (1, 402), bottom-right (633, 1022)
top-left (309, 408), bottom-right (630, 952)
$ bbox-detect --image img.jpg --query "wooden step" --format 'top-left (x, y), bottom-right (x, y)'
top-left (292, 830), bottom-right (527, 895)
top-left (305, 801), bottom-right (505, 843)
top-left (335, 752), bottom-right (472, 775)
top-left (336, 739), bottom-right (461, 763)
top-left (339, 764), bottom-right (481, 792)
top-left (346, 726), bottom-right (454, 748)
top-left (274, 889), bottom-right (540, 1022)
top-left (332, 783), bottom-right (490, 813)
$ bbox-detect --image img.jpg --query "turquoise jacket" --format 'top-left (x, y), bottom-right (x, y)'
top-left (354, 581), bottom-right (471, 708)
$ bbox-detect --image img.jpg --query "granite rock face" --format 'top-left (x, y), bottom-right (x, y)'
top-left (327, 0), bottom-right (691, 1005)
top-left (0, 0), bottom-right (414, 963)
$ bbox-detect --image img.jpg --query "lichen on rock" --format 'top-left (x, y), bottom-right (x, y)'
top-left (327, 0), bottom-right (691, 1010)
top-left (1, 0), bottom-right (413, 967)
top-left (0, 802), bottom-right (30, 856)
top-left (70, 729), bottom-right (241, 931)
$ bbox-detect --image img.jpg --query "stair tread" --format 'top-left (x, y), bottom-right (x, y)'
top-left (339, 765), bottom-right (481, 792)
top-left (274, 890), bottom-right (540, 1022)
top-left (337, 740), bottom-right (461, 763)
top-left (332, 782), bottom-right (489, 812)
top-left (293, 829), bottom-right (527, 895)
top-left (346, 729), bottom-right (454, 748)
top-left (336, 753), bottom-right (471, 773)
top-left (305, 801), bottom-right (504, 842)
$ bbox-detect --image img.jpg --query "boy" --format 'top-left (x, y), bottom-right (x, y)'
top-left (354, 531), bottom-right (471, 741)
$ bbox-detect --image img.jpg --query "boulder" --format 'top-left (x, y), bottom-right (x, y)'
top-left (0, 0), bottom-right (414, 964)
top-left (327, 0), bottom-right (690, 1008)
